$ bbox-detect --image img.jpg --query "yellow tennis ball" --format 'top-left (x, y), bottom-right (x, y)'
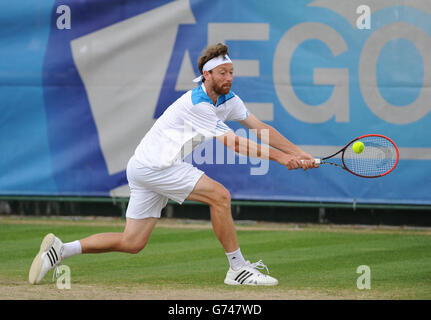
top-left (352, 141), bottom-right (364, 154)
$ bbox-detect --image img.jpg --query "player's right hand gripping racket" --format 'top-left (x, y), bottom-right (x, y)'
top-left (312, 134), bottom-right (399, 178)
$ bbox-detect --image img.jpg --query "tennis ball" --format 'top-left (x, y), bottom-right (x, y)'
top-left (352, 141), bottom-right (364, 154)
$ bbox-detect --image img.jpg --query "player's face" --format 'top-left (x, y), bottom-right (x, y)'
top-left (207, 64), bottom-right (233, 95)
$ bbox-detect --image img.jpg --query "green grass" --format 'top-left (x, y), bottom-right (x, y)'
top-left (1, 218), bottom-right (431, 299)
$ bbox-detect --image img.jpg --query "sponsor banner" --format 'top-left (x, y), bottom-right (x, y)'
top-left (1, 0), bottom-right (430, 204)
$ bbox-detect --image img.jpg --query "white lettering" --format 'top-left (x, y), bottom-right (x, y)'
top-left (56, 265), bottom-right (71, 290)
top-left (356, 5), bottom-right (371, 30)
top-left (56, 5), bottom-right (71, 30)
top-left (356, 265), bottom-right (371, 290)
top-left (359, 22), bottom-right (431, 124)
top-left (274, 22), bottom-right (349, 123)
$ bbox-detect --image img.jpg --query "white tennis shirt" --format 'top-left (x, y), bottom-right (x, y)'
top-left (134, 84), bottom-right (250, 169)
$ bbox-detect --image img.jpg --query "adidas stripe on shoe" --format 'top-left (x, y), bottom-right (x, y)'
top-left (29, 233), bottom-right (64, 284)
top-left (224, 260), bottom-right (278, 286)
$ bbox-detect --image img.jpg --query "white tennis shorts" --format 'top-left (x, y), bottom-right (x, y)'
top-left (125, 156), bottom-right (204, 219)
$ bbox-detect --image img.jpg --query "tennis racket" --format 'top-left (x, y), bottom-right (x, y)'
top-left (308, 134), bottom-right (399, 178)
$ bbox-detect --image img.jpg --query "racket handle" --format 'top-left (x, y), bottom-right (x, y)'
top-left (300, 159), bottom-right (321, 164)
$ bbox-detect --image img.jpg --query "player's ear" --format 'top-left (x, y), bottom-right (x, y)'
top-left (203, 70), bottom-right (211, 82)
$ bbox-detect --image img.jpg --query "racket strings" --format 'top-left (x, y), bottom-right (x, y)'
top-left (343, 136), bottom-right (397, 177)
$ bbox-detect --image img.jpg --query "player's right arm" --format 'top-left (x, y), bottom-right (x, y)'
top-left (215, 130), bottom-right (303, 170)
top-left (238, 113), bottom-right (316, 169)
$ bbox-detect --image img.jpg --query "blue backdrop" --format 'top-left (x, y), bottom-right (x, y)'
top-left (1, 0), bottom-right (430, 205)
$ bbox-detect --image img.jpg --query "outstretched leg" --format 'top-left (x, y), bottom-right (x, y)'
top-left (29, 218), bottom-right (157, 284)
top-left (79, 217), bottom-right (158, 254)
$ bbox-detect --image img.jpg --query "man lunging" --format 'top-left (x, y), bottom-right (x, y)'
top-left (29, 43), bottom-right (317, 286)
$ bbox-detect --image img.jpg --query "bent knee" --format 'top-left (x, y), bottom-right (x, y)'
top-left (127, 245), bottom-right (145, 254)
top-left (219, 188), bottom-right (231, 204)
top-left (121, 239), bottom-right (148, 254)
top-left (211, 186), bottom-right (231, 209)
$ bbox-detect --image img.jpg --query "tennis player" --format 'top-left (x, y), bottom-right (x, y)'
top-left (29, 43), bottom-right (317, 286)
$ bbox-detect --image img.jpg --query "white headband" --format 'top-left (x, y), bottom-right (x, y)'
top-left (192, 54), bottom-right (232, 83)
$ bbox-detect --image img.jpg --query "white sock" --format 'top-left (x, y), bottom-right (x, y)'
top-left (226, 248), bottom-right (246, 271)
top-left (61, 240), bottom-right (82, 259)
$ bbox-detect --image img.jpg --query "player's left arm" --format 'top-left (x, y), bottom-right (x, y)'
top-left (238, 113), bottom-right (317, 168)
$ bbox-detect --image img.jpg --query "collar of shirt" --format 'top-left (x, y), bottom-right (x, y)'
top-left (191, 84), bottom-right (234, 107)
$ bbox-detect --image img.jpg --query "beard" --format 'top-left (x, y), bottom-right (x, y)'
top-left (212, 82), bottom-right (231, 95)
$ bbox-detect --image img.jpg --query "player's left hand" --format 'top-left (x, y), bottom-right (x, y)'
top-left (297, 152), bottom-right (319, 170)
